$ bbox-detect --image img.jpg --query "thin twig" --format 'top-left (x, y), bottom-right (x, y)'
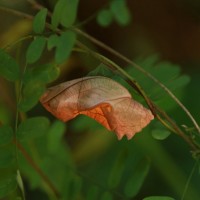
top-left (181, 161), bottom-right (198, 200)
top-left (73, 28), bottom-right (200, 134)
top-left (15, 140), bottom-right (60, 199)
top-left (0, 4), bottom-right (199, 150)
top-left (76, 41), bottom-right (198, 151)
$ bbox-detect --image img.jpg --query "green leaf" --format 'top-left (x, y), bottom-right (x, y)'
top-left (88, 63), bottom-right (115, 77)
top-left (0, 49), bottom-right (20, 81)
top-left (16, 170), bottom-right (25, 199)
top-left (55, 31), bottom-right (76, 64)
top-left (0, 176), bottom-right (17, 198)
top-left (60, 0), bottom-right (79, 28)
top-left (17, 117), bottom-right (50, 140)
top-left (151, 129), bottom-right (171, 140)
top-left (97, 9), bottom-right (113, 27)
top-left (0, 125), bottom-right (13, 146)
top-left (0, 147), bottom-right (15, 167)
top-left (110, 0), bottom-right (131, 26)
top-left (86, 186), bottom-right (99, 200)
top-left (23, 64), bottom-right (60, 85)
top-left (100, 192), bottom-right (113, 200)
top-left (68, 175), bottom-right (82, 200)
top-left (26, 36), bottom-right (46, 64)
top-left (107, 151), bottom-right (126, 189)
top-left (126, 55), bottom-right (190, 110)
top-left (47, 34), bottom-right (59, 50)
top-left (52, 0), bottom-right (79, 28)
top-left (33, 8), bottom-right (47, 34)
top-left (47, 120), bottom-right (66, 153)
top-left (124, 157), bottom-right (150, 198)
top-left (18, 80), bottom-right (45, 112)
top-left (143, 197), bottom-right (175, 200)
top-left (51, 0), bottom-right (64, 29)
top-left (20, 64), bottom-right (58, 112)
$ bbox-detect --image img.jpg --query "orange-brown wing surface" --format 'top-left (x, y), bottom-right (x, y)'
top-left (40, 76), bottom-right (154, 139)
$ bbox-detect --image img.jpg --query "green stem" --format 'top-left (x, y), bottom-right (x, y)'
top-left (2, 0), bottom-right (200, 136)
top-left (0, 0), bottom-right (199, 155)
top-left (3, 35), bottom-right (33, 50)
top-left (73, 28), bottom-right (200, 135)
top-left (75, 41), bottom-right (198, 151)
top-left (181, 161), bottom-right (198, 200)
top-left (15, 141), bottom-right (60, 200)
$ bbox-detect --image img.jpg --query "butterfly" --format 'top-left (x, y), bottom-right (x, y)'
top-left (40, 76), bottom-right (154, 140)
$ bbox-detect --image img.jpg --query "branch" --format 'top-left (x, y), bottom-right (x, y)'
top-left (76, 41), bottom-right (198, 151)
top-left (0, 4), bottom-right (199, 151)
top-left (15, 140), bottom-right (60, 199)
top-left (73, 28), bottom-right (200, 135)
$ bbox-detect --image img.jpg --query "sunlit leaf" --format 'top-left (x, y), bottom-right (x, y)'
top-left (40, 76), bottom-right (154, 140)
top-left (0, 49), bottom-right (20, 81)
top-left (110, 0), bottom-right (131, 26)
top-left (97, 9), bottom-right (113, 27)
top-left (151, 129), bottom-right (171, 140)
top-left (33, 8), bottom-right (47, 34)
top-left (17, 117), bottom-right (50, 140)
top-left (55, 31), bottom-right (76, 64)
top-left (26, 36), bottom-right (46, 64)
top-left (16, 170), bottom-right (25, 199)
top-left (0, 125), bottom-right (13, 146)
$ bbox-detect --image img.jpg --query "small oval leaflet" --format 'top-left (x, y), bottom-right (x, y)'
top-left (40, 76), bottom-right (154, 139)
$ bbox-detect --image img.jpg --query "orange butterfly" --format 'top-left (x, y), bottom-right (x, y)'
top-left (40, 76), bottom-right (154, 139)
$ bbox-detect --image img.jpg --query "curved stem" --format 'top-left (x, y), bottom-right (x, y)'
top-left (15, 141), bottom-right (60, 199)
top-left (0, 3), bottom-right (199, 150)
top-left (73, 28), bottom-right (200, 135)
top-left (76, 41), bottom-right (198, 151)
top-left (2, 0), bottom-right (199, 135)
top-left (181, 161), bottom-right (198, 200)
top-left (3, 35), bottom-right (33, 50)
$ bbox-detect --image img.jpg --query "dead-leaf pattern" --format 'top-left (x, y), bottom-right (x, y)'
top-left (40, 76), bottom-right (154, 139)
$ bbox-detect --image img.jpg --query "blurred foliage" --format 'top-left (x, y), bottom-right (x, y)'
top-left (97, 0), bottom-right (131, 27)
top-left (0, 0), bottom-right (200, 200)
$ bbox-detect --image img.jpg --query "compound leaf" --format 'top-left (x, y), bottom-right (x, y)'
top-left (33, 8), bottom-right (47, 34)
top-left (17, 117), bottom-right (50, 140)
top-left (0, 49), bottom-right (20, 81)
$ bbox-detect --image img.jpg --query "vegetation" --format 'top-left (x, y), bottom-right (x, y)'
top-left (0, 0), bottom-right (200, 199)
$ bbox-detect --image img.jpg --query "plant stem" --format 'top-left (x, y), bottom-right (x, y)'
top-left (73, 28), bottom-right (200, 135)
top-left (3, 35), bottom-right (33, 50)
top-left (181, 161), bottom-right (198, 200)
top-left (0, 3), bottom-right (199, 150)
top-left (76, 41), bottom-right (198, 151)
top-left (15, 141), bottom-right (60, 200)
